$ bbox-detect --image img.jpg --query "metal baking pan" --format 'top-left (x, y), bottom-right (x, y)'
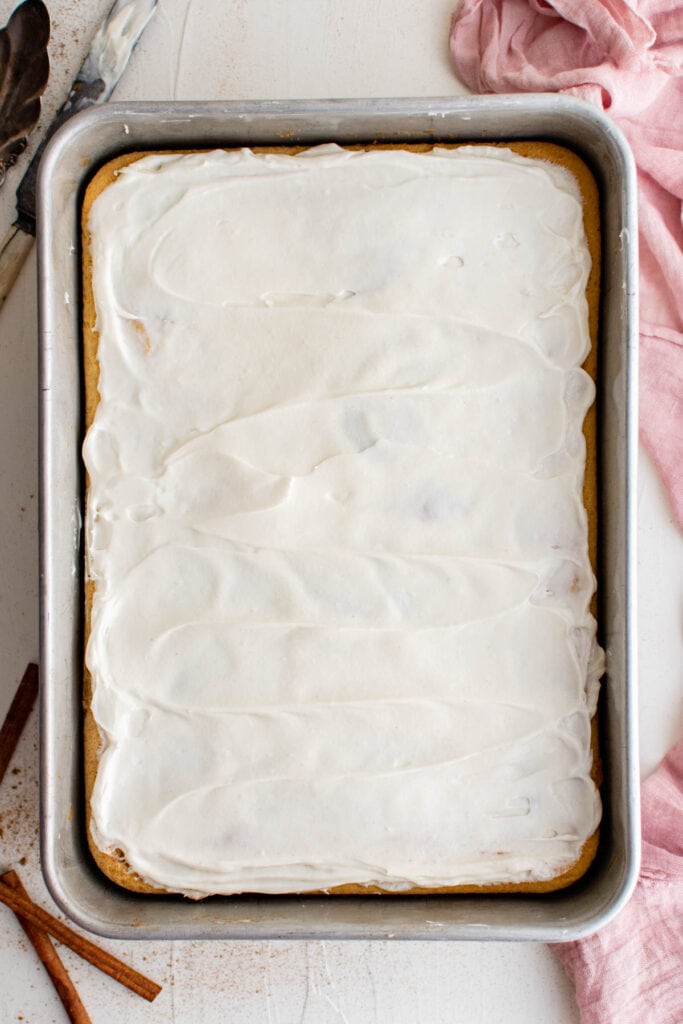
top-left (38, 96), bottom-right (639, 940)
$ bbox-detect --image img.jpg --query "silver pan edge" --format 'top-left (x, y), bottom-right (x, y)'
top-left (37, 96), bottom-right (639, 940)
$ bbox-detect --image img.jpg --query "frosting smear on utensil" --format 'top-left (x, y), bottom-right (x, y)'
top-left (83, 145), bottom-right (603, 896)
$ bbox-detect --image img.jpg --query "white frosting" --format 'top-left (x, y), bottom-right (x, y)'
top-left (84, 145), bottom-right (603, 896)
top-left (81, 0), bottom-right (157, 96)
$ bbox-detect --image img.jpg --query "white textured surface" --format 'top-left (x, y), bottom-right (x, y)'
top-left (84, 145), bottom-right (600, 895)
top-left (0, 0), bottom-right (680, 1021)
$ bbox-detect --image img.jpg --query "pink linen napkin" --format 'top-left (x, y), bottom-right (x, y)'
top-left (555, 736), bottom-right (683, 1024)
top-left (449, 0), bottom-right (683, 531)
top-left (449, 4), bottom-right (683, 1017)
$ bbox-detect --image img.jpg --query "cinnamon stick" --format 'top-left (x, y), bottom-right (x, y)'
top-left (3, 870), bottom-right (92, 1024)
top-left (0, 662), bottom-right (39, 786)
top-left (0, 874), bottom-right (161, 1002)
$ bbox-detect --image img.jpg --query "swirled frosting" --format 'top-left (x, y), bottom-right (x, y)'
top-left (84, 145), bottom-right (603, 896)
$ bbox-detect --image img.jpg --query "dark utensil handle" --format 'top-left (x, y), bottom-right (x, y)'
top-left (0, 224), bottom-right (33, 311)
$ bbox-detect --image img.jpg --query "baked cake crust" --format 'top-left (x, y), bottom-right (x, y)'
top-left (82, 142), bottom-right (601, 897)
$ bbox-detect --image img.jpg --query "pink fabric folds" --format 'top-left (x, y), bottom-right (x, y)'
top-left (450, 0), bottom-right (683, 530)
top-left (554, 736), bottom-right (683, 1024)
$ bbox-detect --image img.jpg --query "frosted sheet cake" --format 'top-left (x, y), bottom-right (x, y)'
top-left (81, 142), bottom-right (603, 897)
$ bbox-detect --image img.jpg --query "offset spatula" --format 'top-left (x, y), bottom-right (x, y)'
top-left (0, 0), bottom-right (158, 310)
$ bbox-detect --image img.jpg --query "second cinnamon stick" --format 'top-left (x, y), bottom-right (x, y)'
top-left (3, 870), bottom-right (92, 1024)
top-left (0, 874), bottom-right (161, 1002)
top-left (0, 663), bottom-right (39, 786)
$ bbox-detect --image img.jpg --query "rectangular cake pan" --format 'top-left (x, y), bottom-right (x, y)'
top-left (38, 96), bottom-right (639, 941)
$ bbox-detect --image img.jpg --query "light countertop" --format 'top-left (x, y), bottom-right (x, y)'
top-left (1, 1), bottom-right (682, 1021)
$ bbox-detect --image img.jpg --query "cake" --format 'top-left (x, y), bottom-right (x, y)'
top-left (81, 142), bottom-right (603, 897)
